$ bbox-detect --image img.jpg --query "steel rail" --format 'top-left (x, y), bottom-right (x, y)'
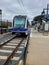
top-left (3, 38), bottom-right (24, 65)
top-left (0, 35), bottom-right (16, 47)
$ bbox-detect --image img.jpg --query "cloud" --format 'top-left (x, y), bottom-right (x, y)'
top-left (0, 0), bottom-right (49, 21)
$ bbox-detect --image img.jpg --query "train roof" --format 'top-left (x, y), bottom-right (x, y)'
top-left (14, 15), bottom-right (27, 19)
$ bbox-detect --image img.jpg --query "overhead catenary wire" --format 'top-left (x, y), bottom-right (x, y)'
top-left (5, 0), bottom-right (25, 15)
top-left (17, 0), bottom-right (28, 15)
top-left (21, 0), bottom-right (28, 14)
top-left (4, 0), bottom-right (28, 17)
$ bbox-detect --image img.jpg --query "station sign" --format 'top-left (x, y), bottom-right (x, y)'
top-left (45, 14), bottom-right (49, 19)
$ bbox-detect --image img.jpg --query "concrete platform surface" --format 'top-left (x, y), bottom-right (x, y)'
top-left (26, 28), bottom-right (49, 65)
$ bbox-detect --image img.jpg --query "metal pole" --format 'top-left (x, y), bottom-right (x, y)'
top-left (47, 4), bottom-right (48, 14)
top-left (0, 9), bottom-right (2, 34)
top-left (47, 4), bottom-right (49, 14)
top-left (7, 20), bottom-right (8, 32)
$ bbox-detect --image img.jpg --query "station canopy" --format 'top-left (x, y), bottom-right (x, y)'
top-left (33, 15), bottom-right (44, 21)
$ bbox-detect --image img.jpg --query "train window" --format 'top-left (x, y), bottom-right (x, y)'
top-left (27, 20), bottom-right (29, 27)
top-left (14, 18), bottom-right (25, 28)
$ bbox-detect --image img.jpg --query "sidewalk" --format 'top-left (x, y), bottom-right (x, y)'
top-left (26, 28), bottom-right (49, 65)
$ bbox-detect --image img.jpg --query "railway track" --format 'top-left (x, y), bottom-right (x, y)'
top-left (0, 34), bottom-right (28, 65)
top-left (0, 33), bottom-right (16, 46)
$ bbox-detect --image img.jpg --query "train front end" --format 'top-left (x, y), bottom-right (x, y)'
top-left (12, 16), bottom-right (28, 36)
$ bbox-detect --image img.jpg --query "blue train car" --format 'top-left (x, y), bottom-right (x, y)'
top-left (12, 15), bottom-right (29, 36)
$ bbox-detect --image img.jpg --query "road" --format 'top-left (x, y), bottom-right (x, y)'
top-left (26, 28), bottom-right (49, 65)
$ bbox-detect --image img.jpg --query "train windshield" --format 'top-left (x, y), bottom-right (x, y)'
top-left (14, 18), bottom-right (25, 28)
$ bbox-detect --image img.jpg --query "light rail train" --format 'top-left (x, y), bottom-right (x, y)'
top-left (12, 15), bottom-right (29, 36)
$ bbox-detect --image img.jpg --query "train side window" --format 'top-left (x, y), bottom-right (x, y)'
top-left (27, 20), bottom-right (29, 27)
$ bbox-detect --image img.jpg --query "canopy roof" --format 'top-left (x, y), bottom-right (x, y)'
top-left (33, 15), bottom-right (44, 21)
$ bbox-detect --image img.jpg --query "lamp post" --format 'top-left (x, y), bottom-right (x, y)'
top-left (47, 4), bottom-right (49, 14)
top-left (0, 9), bottom-right (2, 34)
top-left (42, 4), bottom-right (49, 14)
top-left (7, 20), bottom-right (8, 32)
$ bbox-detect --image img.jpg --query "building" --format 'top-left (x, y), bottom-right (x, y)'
top-left (0, 21), bottom-right (12, 28)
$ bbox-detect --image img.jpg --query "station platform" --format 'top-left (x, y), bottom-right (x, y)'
top-left (26, 28), bottom-right (49, 65)
top-left (30, 28), bottom-right (49, 38)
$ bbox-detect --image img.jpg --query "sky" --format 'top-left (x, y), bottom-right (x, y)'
top-left (0, 0), bottom-right (49, 22)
